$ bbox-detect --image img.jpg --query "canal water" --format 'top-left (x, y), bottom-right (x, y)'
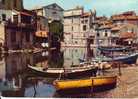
top-left (0, 47), bottom-right (138, 98)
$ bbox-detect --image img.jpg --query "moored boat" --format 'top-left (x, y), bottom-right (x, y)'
top-left (27, 65), bottom-right (98, 78)
top-left (98, 46), bottom-right (130, 52)
top-left (53, 75), bottom-right (117, 93)
top-left (80, 52), bottom-right (138, 64)
top-left (101, 52), bottom-right (138, 64)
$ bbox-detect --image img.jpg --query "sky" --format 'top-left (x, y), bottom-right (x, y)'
top-left (23, 0), bottom-right (138, 17)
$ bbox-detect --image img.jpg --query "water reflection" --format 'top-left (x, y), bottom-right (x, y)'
top-left (24, 77), bottom-right (56, 97)
top-left (63, 48), bottom-right (87, 67)
top-left (0, 48), bottom-right (96, 97)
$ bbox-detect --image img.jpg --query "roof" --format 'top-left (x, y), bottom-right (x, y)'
top-left (20, 11), bottom-right (33, 16)
top-left (119, 32), bottom-right (135, 39)
top-left (81, 12), bottom-right (91, 17)
top-left (31, 3), bottom-right (64, 11)
top-left (111, 25), bottom-right (122, 31)
top-left (112, 15), bottom-right (138, 21)
top-left (43, 3), bottom-right (64, 11)
top-left (64, 6), bottom-right (83, 12)
top-left (99, 24), bottom-right (114, 29)
top-left (12, 9), bottom-right (35, 16)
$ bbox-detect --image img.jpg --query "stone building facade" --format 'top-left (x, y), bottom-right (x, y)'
top-left (0, 0), bottom-right (23, 10)
top-left (0, 0), bottom-right (37, 50)
top-left (5, 10), bottom-right (37, 50)
top-left (0, 24), bottom-right (5, 46)
top-left (63, 7), bottom-right (95, 46)
top-left (32, 3), bottom-right (64, 21)
top-left (32, 3), bottom-right (64, 48)
top-left (111, 11), bottom-right (138, 26)
top-left (64, 7), bottom-right (83, 45)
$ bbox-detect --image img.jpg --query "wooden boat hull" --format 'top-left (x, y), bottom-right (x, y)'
top-left (80, 53), bottom-right (138, 64)
top-left (98, 46), bottom-right (129, 52)
top-left (27, 65), bottom-right (98, 78)
top-left (103, 53), bottom-right (138, 64)
top-left (53, 76), bottom-right (117, 92)
top-left (55, 83), bottom-right (116, 96)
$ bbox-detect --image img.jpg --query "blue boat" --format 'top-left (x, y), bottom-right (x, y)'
top-left (79, 53), bottom-right (138, 64)
top-left (98, 46), bottom-right (130, 52)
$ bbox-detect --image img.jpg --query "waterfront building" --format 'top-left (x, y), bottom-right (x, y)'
top-left (111, 11), bottom-right (138, 26)
top-left (63, 7), bottom-right (83, 45)
top-left (97, 23), bottom-right (114, 46)
top-left (95, 11), bottom-right (138, 46)
top-left (113, 23), bottom-right (138, 45)
top-left (0, 0), bottom-right (23, 47)
top-left (0, 0), bottom-right (37, 50)
top-left (0, 24), bottom-right (5, 46)
top-left (5, 10), bottom-right (37, 50)
top-left (32, 3), bottom-right (64, 49)
top-left (93, 16), bottom-right (112, 46)
top-left (63, 6), bottom-right (95, 46)
top-left (35, 16), bottom-right (49, 48)
top-left (0, 0), bottom-right (23, 11)
top-left (32, 3), bottom-right (64, 21)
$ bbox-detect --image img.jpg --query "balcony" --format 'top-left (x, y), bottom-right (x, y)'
top-left (5, 21), bottom-right (36, 30)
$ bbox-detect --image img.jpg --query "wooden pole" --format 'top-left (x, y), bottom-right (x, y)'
top-left (91, 78), bottom-right (94, 96)
top-left (118, 62), bottom-right (122, 76)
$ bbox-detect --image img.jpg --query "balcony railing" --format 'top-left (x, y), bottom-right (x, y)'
top-left (5, 21), bottom-right (36, 30)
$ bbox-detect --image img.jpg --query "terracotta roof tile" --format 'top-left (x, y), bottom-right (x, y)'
top-left (112, 15), bottom-right (138, 21)
top-left (119, 32), bottom-right (135, 39)
top-left (81, 12), bottom-right (91, 17)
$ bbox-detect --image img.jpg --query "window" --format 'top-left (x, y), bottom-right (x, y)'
top-left (128, 28), bottom-right (134, 33)
top-left (75, 41), bottom-right (78, 44)
top-left (85, 20), bottom-right (88, 23)
top-left (131, 28), bottom-right (134, 33)
top-left (2, 14), bottom-right (6, 21)
top-left (81, 20), bottom-right (84, 24)
top-left (83, 25), bottom-right (87, 31)
top-left (26, 32), bottom-right (30, 42)
top-left (105, 32), bottom-right (108, 37)
top-left (52, 11), bottom-right (57, 14)
top-left (72, 26), bottom-right (73, 31)
top-left (72, 18), bottom-right (73, 23)
top-left (40, 24), bottom-right (43, 30)
top-left (53, 4), bottom-right (56, 9)
top-left (13, 15), bottom-right (18, 23)
top-left (97, 33), bottom-right (100, 37)
top-left (1, 0), bottom-right (5, 4)
top-left (11, 32), bottom-right (16, 42)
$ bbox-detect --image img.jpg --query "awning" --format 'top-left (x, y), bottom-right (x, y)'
top-left (35, 31), bottom-right (48, 38)
top-left (20, 12), bottom-right (33, 16)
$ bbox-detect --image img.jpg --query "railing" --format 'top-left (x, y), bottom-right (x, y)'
top-left (5, 21), bottom-right (36, 29)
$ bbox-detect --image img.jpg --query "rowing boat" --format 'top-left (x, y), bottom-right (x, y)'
top-left (80, 52), bottom-right (138, 64)
top-left (98, 46), bottom-right (129, 52)
top-left (28, 65), bottom-right (98, 78)
top-left (53, 75), bottom-right (117, 92)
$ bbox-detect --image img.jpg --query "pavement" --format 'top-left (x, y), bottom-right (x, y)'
top-left (93, 65), bottom-right (138, 98)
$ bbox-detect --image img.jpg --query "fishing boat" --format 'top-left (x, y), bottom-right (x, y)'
top-left (27, 64), bottom-right (98, 78)
top-left (101, 52), bottom-right (138, 64)
top-left (98, 46), bottom-right (130, 52)
top-left (53, 75), bottom-right (117, 93)
top-left (80, 52), bottom-right (138, 64)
